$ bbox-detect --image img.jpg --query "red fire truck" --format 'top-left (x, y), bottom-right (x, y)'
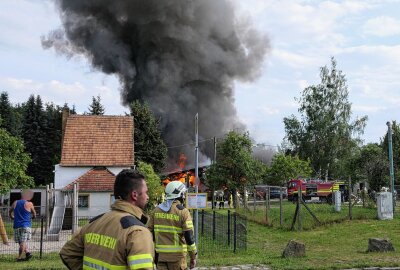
top-left (287, 179), bottom-right (347, 203)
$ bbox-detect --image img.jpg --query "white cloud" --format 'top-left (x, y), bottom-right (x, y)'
top-left (272, 49), bottom-right (320, 68)
top-left (0, 1), bottom-right (60, 50)
top-left (339, 44), bottom-right (400, 63)
top-left (352, 104), bottom-right (386, 113)
top-left (363, 16), bottom-right (400, 37)
top-left (259, 106), bottom-right (280, 115)
top-left (298, 79), bottom-right (309, 90)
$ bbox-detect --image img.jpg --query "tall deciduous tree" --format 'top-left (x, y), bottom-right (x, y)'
top-left (266, 154), bottom-right (312, 186)
top-left (87, 95), bottom-right (105, 115)
top-left (129, 101), bottom-right (167, 173)
top-left (0, 127), bottom-right (33, 193)
top-left (283, 57), bottom-right (367, 179)
top-left (207, 131), bottom-right (261, 207)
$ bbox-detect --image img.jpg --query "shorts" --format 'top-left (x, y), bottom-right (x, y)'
top-left (14, 227), bottom-right (32, 243)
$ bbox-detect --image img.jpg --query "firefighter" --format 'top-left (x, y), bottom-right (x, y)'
top-left (60, 169), bottom-right (155, 270)
top-left (148, 181), bottom-right (197, 270)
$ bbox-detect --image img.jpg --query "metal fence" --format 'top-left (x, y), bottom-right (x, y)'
top-left (197, 210), bottom-right (247, 253)
top-left (0, 208), bottom-right (247, 260)
top-left (0, 213), bottom-right (90, 260)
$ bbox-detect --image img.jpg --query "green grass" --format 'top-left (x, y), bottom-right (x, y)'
top-left (198, 206), bottom-right (400, 269)
top-left (237, 201), bottom-right (377, 230)
top-left (2, 204), bottom-right (400, 269)
top-left (0, 253), bottom-right (65, 269)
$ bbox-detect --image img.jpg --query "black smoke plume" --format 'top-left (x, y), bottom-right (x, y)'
top-left (43, 0), bottom-right (269, 171)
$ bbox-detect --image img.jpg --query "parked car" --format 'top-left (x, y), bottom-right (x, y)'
top-left (254, 185), bottom-right (287, 199)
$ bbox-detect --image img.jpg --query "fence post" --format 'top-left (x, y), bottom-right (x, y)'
top-left (298, 185), bottom-right (302, 231)
top-left (265, 187), bottom-right (269, 223)
top-left (253, 188), bottom-right (256, 213)
top-left (72, 183), bottom-right (78, 234)
top-left (233, 212), bottom-right (237, 253)
top-left (227, 210), bottom-right (231, 246)
top-left (280, 187), bottom-right (283, 227)
top-left (348, 177), bottom-right (352, 220)
top-left (45, 185), bottom-right (49, 234)
top-left (212, 210), bottom-right (216, 240)
top-left (201, 210), bottom-right (204, 235)
top-left (40, 216), bottom-right (44, 259)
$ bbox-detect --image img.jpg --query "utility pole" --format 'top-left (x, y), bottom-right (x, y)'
top-left (212, 137), bottom-right (217, 209)
top-left (194, 113), bottom-right (199, 244)
top-left (387, 121), bottom-right (395, 213)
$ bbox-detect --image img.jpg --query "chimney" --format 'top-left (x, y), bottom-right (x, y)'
top-left (61, 106), bottom-right (70, 150)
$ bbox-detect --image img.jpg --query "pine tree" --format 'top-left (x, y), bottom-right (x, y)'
top-left (0, 91), bottom-right (18, 136)
top-left (42, 103), bottom-right (63, 183)
top-left (22, 95), bottom-right (49, 186)
top-left (87, 95), bottom-right (105, 115)
top-left (129, 101), bottom-right (167, 173)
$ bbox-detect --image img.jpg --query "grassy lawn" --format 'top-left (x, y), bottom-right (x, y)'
top-left (199, 204), bottom-right (400, 269)
top-left (0, 253), bottom-right (65, 269)
top-left (1, 204), bottom-right (400, 269)
top-left (237, 201), bottom-right (377, 230)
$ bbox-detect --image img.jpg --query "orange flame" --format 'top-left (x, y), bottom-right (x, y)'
top-left (178, 153), bottom-right (187, 170)
top-left (162, 171), bottom-right (195, 187)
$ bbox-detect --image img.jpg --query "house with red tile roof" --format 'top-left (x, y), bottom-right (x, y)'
top-left (54, 109), bottom-right (134, 216)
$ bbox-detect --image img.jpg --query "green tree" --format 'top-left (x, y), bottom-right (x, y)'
top-left (355, 143), bottom-right (388, 191)
top-left (87, 95), bottom-right (105, 115)
top-left (207, 131), bottom-right (260, 208)
top-left (0, 127), bottom-right (33, 194)
top-left (381, 120), bottom-right (400, 185)
top-left (283, 57), bottom-right (367, 179)
top-left (42, 103), bottom-right (63, 183)
top-left (0, 92), bottom-right (19, 136)
top-left (266, 154), bottom-right (312, 186)
top-left (137, 161), bottom-right (163, 210)
top-left (129, 101), bottom-right (167, 173)
top-left (22, 95), bottom-right (49, 186)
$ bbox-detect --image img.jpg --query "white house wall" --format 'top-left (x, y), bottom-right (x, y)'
top-left (54, 165), bottom-right (129, 189)
top-left (107, 167), bottom-right (130, 176)
top-left (54, 165), bottom-right (92, 189)
top-left (78, 192), bottom-right (113, 217)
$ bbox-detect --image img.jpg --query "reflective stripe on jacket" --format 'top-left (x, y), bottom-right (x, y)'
top-left (148, 201), bottom-right (197, 262)
top-left (60, 200), bottom-right (155, 270)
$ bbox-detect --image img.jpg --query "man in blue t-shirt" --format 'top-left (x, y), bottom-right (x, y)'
top-left (9, 190), bottom-right (36, 261)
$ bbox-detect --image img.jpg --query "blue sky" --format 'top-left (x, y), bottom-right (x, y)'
top-left (0, 0), bottom-right (399, 147)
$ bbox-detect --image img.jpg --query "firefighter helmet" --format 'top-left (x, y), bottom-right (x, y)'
top-left (165, 181), bottom-right (187, 200)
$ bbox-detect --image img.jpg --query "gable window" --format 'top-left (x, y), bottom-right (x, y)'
top-left (78, 194), bottom-right (89, 208)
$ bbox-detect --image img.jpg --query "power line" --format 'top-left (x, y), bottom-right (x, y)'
top-left (166, 138), bottom-right (214, 149)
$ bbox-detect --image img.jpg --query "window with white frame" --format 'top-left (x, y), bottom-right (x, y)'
top-left (78, 194), bottom-right (89, 208)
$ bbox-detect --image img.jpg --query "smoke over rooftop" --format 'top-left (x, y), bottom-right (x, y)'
top-left (43, 0), bottom-right (269, 171)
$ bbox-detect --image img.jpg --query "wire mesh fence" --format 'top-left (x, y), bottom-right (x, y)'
top-left (197, 210), bottom-right (247, 254)
top-left (237, 185), bottom-right (400, 231)
top-left (0, 207), bottom-right (247, 261)
top-left (0, 213), bottom-right (92, 260)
